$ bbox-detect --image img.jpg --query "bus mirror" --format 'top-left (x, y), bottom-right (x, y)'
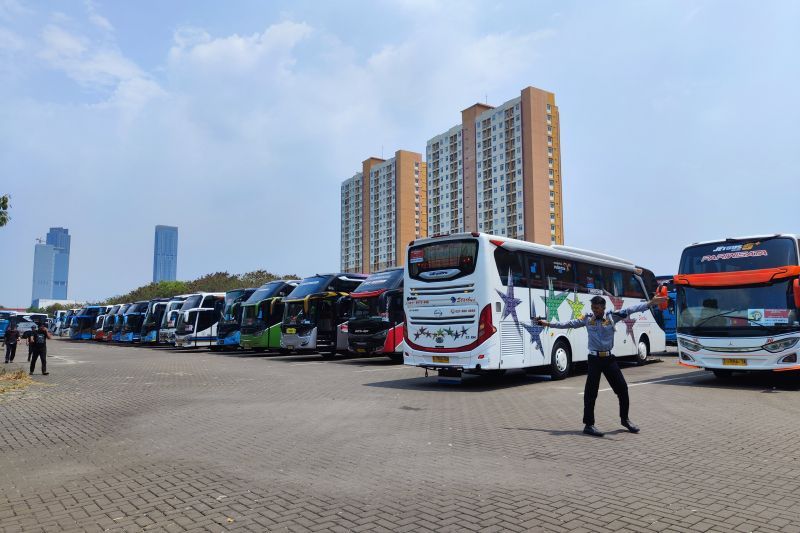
top-left (657, 285), bottom-right (669, 310)
top-left (794, 279), bottom-right (800, 309)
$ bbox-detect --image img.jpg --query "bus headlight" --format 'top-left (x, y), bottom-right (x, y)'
top-left (763, 337), bottom-right (799, 353)
top-left (678, 338), bottom-right (702, 352)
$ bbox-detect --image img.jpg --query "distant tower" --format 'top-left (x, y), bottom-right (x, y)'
top-left (31, 239), bottom-right (56, 305)
top-left (153, 225), bottom-right (178, 282)
top-left (46, 227), bottom-right (71, 299)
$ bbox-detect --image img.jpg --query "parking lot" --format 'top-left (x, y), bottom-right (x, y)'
top-left (1, 341), bottom-right (800, 532)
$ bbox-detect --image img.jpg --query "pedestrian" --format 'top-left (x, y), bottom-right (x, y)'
top-left (4, 324), bottom-right (20, 363)
top-left (29, 322), bottom-right (52, 376)
top-left (538, 292), bottom-right (667, 437)
top-left (22, 324), bottom-right (37, 362)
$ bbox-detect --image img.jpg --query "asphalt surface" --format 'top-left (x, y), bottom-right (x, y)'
top-left (1, 340), bottom-right (799, 532)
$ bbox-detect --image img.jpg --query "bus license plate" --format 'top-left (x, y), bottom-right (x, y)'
top-left (722, 358), bottom-right (746, 366)
top-left (286, 328), bottom-right (296, 334)
top-left (356, 348), bottom-right (366, 353)
top-left (432, 356), bottom-right (449, 363)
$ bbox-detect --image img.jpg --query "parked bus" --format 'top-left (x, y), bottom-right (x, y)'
top-left (60, 308), bottom-right (80, 337)
top-left (347, 267), bottom-right (405, 362)
top-left (140, 298), bottom-right (171, 344)
top-left (280, 273), bottom-right (368, 357)
top-left (53, 310), bottom-right (68, 335)
top-left (239, 280), bottom-right (299, 352)
top-left (111, 303), bottom-right (131, 342)
top-left (674, 234), bottom-right (800, 377)
top-left (71, 306), bottom-right (106, 340)
top-left (402, 233), bottom-right (665, 380)
top-left (98, 304), bottom-right (121, 342)
top-left (172, 292), bottom-right (224, 348)
top-left (158, 296), bottom-right (189, 344)
top-left (120, 301), bottom-right (149, 342)
top-left (91, 315), bottom-right (106, 340)
top-left (214, 288), bottom-right (256, 350)
top-left (0, 311), bottom-right (15, 338)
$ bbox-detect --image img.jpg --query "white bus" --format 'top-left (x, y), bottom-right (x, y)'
top-left (403, 233), bottom-right (665, 380)
top-left (174, 307), bottom-right (222, 348)
top-left (675, 234), bottom-right (800, 377)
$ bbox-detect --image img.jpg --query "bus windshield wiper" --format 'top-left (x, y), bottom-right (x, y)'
top-left (694, 309), bottom-right (758, 327)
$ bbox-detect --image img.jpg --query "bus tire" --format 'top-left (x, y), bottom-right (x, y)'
top-left (636, 335), bottom-right (650, 365)
top-left (550, 339), bottom-right (571, 380)
top-left (712, 369), bottom-right (733, 379)
top-left (388, 353), bottom-right (403, 363)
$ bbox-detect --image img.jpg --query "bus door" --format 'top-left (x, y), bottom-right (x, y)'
top-left (495, 248), bottom-right (527, 370)
top-left (386, 291), bottom-right (405, 353)
top-left (335, 296), bottom-right (352, 350)
top-left (524, 253), bottom-right (546, 367)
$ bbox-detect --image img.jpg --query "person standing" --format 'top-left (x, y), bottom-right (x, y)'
top-left (22, 324), bottom-right (37, 362)
top-left (538, 293), bottom-right (666, 437)
top-left (29, 323), bottom-right (52, 376)
top-left (4, 324), bottom-right (20, 363)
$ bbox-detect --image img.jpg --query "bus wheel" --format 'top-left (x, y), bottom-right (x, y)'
top-left (712, 369), bottom-right (733, 379)
top-left (388, 353), bottom-right (403, 363)
top-left (550, 340), bottom-right (571, 380)
top-left (636, 336), bottom-right (650, 366)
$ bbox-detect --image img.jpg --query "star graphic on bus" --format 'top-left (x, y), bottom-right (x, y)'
top-left (495, 268), bottom-right (522, 322)
top-left (604, 290), bottom-right (624, 311)
top-left (522, 301), bottom-right (545, 357)
top-left (623, 316), bottom-right (637, 343)
top-left (540, 283), bottom-right (569, 321)
top-left (566, 291), bottom-right (585, 320)
top-left (414, 327), bottom-right (428, 340)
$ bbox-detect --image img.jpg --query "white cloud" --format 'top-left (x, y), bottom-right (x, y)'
top-left (0, 26), bottom-right (23, 51)
top-left (0, 0), bottom-right (32, 20)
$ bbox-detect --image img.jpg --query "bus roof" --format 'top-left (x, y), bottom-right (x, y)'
top-left (411, 232), bottom-right (642, 272)
top-left (687, 233), bottom-right (800, 246)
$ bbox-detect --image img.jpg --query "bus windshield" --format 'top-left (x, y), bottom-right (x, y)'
top-left (284, 301), bottom-right (316, 326)
top-left (408, 239), bottom-right (478, 281)
top-left (126, 302), bottom-right (148, 314)
top-left (354, 269), bottom-right (403, 293)
top-left (245, 282), bottom-right (285, 303)
top-left (677, 279), bottom-right (800, 336)
top-left (286, 276), bottom-right (331, 299)
top-left (352, 296), bottom-right (386, 320)
top-left (181, 295), bottom-right (202, 311)
top-left (679, 237), bottom-right (798, 274)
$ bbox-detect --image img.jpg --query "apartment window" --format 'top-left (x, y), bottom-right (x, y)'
top-left (550, 202), bottom-right (555, 209)
top-left (547, 104), bottom-right (551, 112)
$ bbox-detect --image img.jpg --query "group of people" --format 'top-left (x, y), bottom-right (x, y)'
top-left (3, 322), bottom-right (52, 375)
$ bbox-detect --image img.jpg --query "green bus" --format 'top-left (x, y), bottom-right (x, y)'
top-left (239, 280), bottom-right (299, 352)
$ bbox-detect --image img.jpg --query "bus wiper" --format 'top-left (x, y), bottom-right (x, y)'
top-left (694, 309), bottom-right (758, 327)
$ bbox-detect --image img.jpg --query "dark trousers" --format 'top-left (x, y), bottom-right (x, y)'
top-left (4, 343), bottom-right (16, 362)
top-left (583, 354), bottom-right (629, 425)
top-left (30, 346), bottom-right (46, 374)
top-left (28, 343), bottom-right (33, 361)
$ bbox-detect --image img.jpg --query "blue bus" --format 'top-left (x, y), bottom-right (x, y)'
top-left (71, 306), bottom-right (107, 340)
top-left (655, 275), bottom-right (677, 345)
top-left (215, 288), bottom-right (256, 350)
top-left (120, 301), bottom-right (149, 342)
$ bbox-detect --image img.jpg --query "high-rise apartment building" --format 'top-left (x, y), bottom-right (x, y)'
top-left (340, 150), bottom-right (427, 273)
top-left (153, 225), bottom-right (178, 282)
top-left (426, 86), bottom-right (563, 244)
top-left (31, 227), bottom-right (71, 305)
top-left (46, 227), bottom-right (70, 299)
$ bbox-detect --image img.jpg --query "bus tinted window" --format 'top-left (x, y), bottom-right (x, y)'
top-left (544, 257), bottom-right (574, 290)
top-left (606, 269), bottom-right (625, 297)
top-left (624, 274), bottom-right (647, 299)
top-left (494, 248), bottom-right (525, 286)
top-left (679, 237), bottom-right (798, 274)
top-left (576, 263), bottom-right (604, 294)
top-left (197, 311), bottom-right (217, 332)
top-left (408, 240), bottom-right (478, 281)
top-left (522, 253), bottom-right (545, 289)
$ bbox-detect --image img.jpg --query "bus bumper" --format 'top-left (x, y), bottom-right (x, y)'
top-left (217, 331), bottom-right (241, 347)
top-left (677, 335), bottom-right (800, 372)
top-left (281, 328), bottom-right (317, 351)
top-left (403, 336), bottom-right (500, 371)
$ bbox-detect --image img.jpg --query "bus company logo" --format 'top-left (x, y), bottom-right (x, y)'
top-left (450, 296), bottom-right (477, 304)
top-left (701, 250), bottom-right (767, 262)
top-left (712, 241), bottom-right (760, 253)
top-left (434, 309), bottom-right (443, 317)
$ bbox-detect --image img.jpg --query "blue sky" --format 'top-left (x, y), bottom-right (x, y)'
top-left (1, 0), bottom-right (798, 307)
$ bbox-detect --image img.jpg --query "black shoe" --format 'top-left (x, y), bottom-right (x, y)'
top-left (583, 425), bottom-right (604, 437)
top-left (621, 419), bottom-right (640, 433)
top-left (42, 372), bottom-right (49, 376)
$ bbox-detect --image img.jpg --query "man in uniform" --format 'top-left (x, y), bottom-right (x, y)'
top-left (538, 293), bottom-right (666, 437)
top-left (4, 323), bottom-right (20, 363)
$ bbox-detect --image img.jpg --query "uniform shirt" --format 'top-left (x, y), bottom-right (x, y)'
top-left (548, 302), bottom-right (652, 352)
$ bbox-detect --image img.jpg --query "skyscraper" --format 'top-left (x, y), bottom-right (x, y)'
top-left (340, 150), bottom-right (427, 273)
top-left (426, 86), bottom-right (563, 244)
top-left (46, 227), bottom-right (70, 299)
top-left (31, 242), bottom-right (56, 305)
top-left (153, 225), bottom-right (178, 282)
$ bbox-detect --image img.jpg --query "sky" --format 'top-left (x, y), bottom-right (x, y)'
top-left (1, 0), bottom-right (798, 307)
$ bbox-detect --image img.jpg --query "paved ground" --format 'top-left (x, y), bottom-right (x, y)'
top-left (1, 341), bottom-right (800, 532)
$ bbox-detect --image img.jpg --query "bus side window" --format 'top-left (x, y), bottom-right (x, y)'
top-left (544, 257), bottom-right (575, 291)
top-left (522, 253), bottom-right (545, 289)
top-left (624, 274), bottom-right (647, 299)
top-left (576, 262), bottom-right (604, 294)
top-left (197, 312), bottom-right (217, 333)
top-left (494, 248), bottom-right (525, 286)
top-left (387, 292), bottom-right (405, 323)
top-left (602, 269), bottom-right (625, 297)
top-left (270, 301), bottom-right (284, 324)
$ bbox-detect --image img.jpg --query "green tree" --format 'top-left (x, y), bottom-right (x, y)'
top-left (0, 195), bottom-right (9, 227)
